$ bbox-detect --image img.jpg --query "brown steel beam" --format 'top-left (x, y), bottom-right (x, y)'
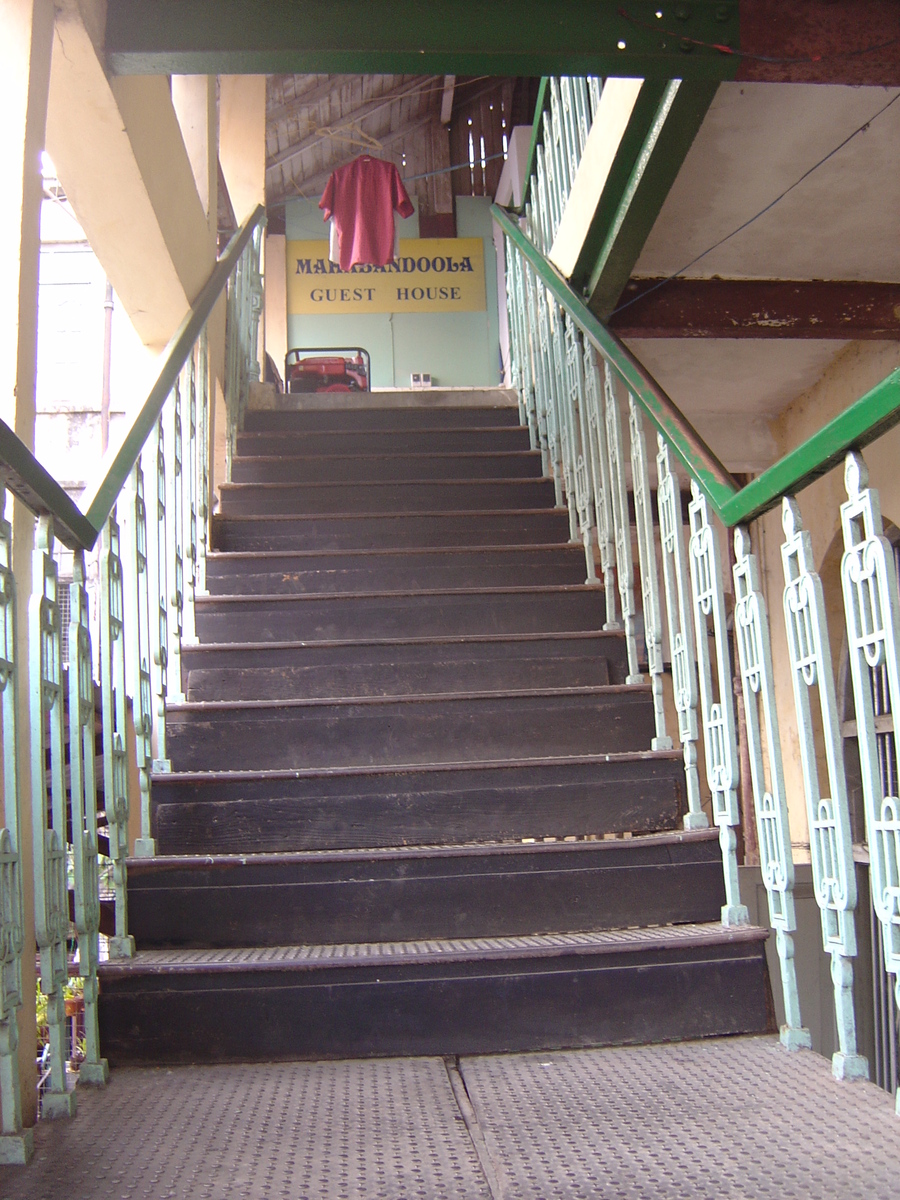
top-left (736, 0), bottom-right (900, 85)
top-left (608, 278), bottom-right (900, 339)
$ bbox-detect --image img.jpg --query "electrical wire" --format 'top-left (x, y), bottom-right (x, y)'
top-left (610, 88), bottom-right (900, 317)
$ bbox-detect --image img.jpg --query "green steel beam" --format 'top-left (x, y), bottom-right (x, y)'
top-left (493, 204), bottom-right (900, 526)
top-left (105, 1), bottom-right (741, 77)
top-left (579, 78), bottom-right (720, 318)
top-left (0, 207), bottom-right (266, 553)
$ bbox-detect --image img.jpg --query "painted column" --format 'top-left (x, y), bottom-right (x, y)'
top-left (0, 0), bottom-right (55, 1154)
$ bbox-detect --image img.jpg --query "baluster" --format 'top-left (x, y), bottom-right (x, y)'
top-left (547, 300), bottom-right (578, 541)
top-left (656, 438), bottom-right (704, 825)
top-left (588, 77), bottom-right (603, 122)
top-left (569, 76), bottom-right (592, 158)
top-left (780, 496), bottom-right (868, 1079)
top-left (689, 488), bottom-right (751, 929)
top-left (547, 80), bottom-right (570, 217)
top-left (68, 551), bottom-right (108, 1087)
top-left (582, 346), bottom-right (618, 627)
top-left (839, 450), bottom-right (900, 1110)
top-left (183, 351), bottom-right (199, 643)
top-left (512, 253), bottom-right (538, 446)
top-left (165, 381), bottom-right (185, 702)
top-left (0, 487), bottom-right (31, 1163)
top-left (196, 330), bottom-right (210, 597)
top-left (522, 264), bottom-right (550, 474)
top-left (149, 414), bottom-right (170, 776)
top-left (732, 521), bottom-right (809, 1045)
top-left (602, 364), bottom-right (640, 680)
top-left (535, 282), bottom-right (564, 510)
top-left (540, 113), bottom-right (561, 240)
top-left (123, 458), bottom-right (157, 857)
top-left (629, 399), bottom-right (670, 748)
top-left (29, 517), bottom-right (76, 1117)
top-left (557, 77), bottom-right (581, 179)
top-left (99, 514), bottom-right (135, 957)
top-left (563, 315), bottom-right (597, 582)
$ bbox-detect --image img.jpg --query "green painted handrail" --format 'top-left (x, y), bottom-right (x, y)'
top-left (493, 203), bottom-right (900, 526)
top-left (0, 205), bottom-right (265, 551)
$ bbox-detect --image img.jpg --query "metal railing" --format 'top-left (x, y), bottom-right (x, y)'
top-left (495, 75), bottom-right (900, 1109)
top-left (0, 207), bottom-right (264, 1157)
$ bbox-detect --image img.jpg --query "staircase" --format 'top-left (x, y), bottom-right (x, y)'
top-left (97, 391), bottom-right (772, 1064)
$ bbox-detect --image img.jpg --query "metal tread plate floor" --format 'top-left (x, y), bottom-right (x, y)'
top-left (4, 1037), bottom-right (900, 1199)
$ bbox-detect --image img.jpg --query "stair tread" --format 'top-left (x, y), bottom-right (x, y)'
top-left (216, 507), bottom-right (568, 520)
top-left (152, 746), bottom-right (683, 784)
top-left (167, 682), bottom-right (648, 714)
top-left (206, 542), bottom-right (576, 561)
top-left (195, 583), bottom-right (602, 604)
top-left (232, 450), bottom-right (542, 462)
top-left (100, 921), bottom-right (768, 977)
top-left (183, 630), bottom-right (623, 653)
top-left (126, 827), bottom-right (720, 871)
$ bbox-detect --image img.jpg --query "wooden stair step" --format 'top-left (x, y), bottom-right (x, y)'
top-left (193, 584), bottom-right (607, 642)
top-left (230, 449), bottom-right (544, 483)
top-left (150, 750), bottom-right (685, 854)
top-left (181, 630), bottom-right (627, 676)
top-left (186, 654), bottom-right (611, 702)
top-left (242, 405), bottom-right (520, 432)
top-left (235, 426), bottom-right (533, 457)
top-left (125, 828), bottom-right (727, 949)
top-left (165, 685), bottom-right (655, 773)
top-left (217, 478), bottom-right (557, 516)
top-left (204, 544), bottom-right (587, 593)
top-left (97, 922), bottom-right (771, 1065)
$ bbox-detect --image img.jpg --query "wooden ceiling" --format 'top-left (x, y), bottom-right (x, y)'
top-left (265, 74), bottom-right (538, 225)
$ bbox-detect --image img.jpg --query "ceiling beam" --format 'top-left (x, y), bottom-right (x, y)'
top-left (267, 74), bottom-right (441, 174)
top-left (105, 0), bottom-right (741, 78)
top-left (576, 79), bottom-right (720, 320)
top-left (608, 279), bottom-right (900, 339)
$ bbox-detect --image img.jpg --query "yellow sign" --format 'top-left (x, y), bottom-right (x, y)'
top-left (287, 237), bottom-right (486, 315)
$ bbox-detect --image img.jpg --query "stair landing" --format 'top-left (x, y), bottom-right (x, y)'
top-left (5, 1037), bottom-right (899, 1198)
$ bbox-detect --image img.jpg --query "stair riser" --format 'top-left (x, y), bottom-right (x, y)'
top-left (181, 633), bottom-right (626, 675)
top-left (231, 452), bottom-right (544, 483)
top-left (194, 589), bottom-right (607, 642)
top-left (236, 429), bottom-right (532, 456)
top-left (165, 691), bottom-right (655, 772)
top-left (218, 480), bottom-right (557, 516)
top-left (212, 510), bottom-right (570, 552)
top-left (98, 944), bottom-right (771, 1065)
top-left (127, 842), bottom-right (726, 948)
top-left (151, 756), bottom-right (685, 853)
top-left (187, 655), bottom-right (610, 702)
top-left (243, 407), bottom-right (520, 432)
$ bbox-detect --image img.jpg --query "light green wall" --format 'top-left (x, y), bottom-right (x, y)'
top-left (284, 196), bottom-right (500, 389)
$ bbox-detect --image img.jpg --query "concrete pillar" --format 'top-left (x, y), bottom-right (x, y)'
top-left (47, 3), bottom-right (214, 352)
top-left (219, 76), bottom-right (266, 224)
top-left (0, 0), bottom-right (56, 1142)
top-left (171, 76), bottom-right (218, 233)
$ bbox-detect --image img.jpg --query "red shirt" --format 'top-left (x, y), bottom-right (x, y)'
top-left (320, 155), bottom-right (414, 271)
